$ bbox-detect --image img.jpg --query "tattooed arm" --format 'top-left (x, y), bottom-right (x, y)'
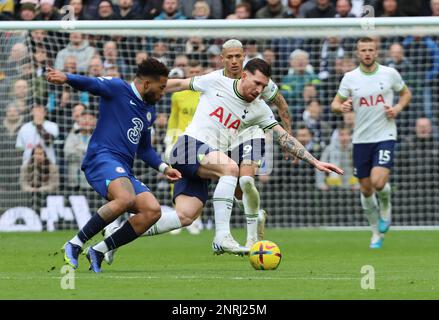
top-left (271, 124), bottom-right (344, 175)
top-left (272, 92), bottom-right (292, 134)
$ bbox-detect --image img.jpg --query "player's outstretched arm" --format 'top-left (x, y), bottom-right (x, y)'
top-left (46, 67), bottom-right (113, 97)
top-left (165, 78), bottom-right (193, 93)
top-left (271, 124), bottom-right (344, 175)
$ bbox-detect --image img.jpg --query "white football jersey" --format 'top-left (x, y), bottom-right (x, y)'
top-left (184, 71), bottom-right (278, 152)
top-left (216, 69), bottom-right (279, 150)
top-left (337, 63), bottom-right (406, 144)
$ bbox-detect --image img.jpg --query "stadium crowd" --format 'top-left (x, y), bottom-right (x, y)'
top-left (0, 0), bottom-right (438, 227)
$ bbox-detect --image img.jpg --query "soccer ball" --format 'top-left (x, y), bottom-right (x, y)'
top-left (249, 240), bottom-right (282, 270)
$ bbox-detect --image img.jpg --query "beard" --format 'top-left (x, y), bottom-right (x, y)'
top-left (143, 91), bottom-right (158, 105)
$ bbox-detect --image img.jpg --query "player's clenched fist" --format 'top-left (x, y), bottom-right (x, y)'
top-left (46, 67), bottom-right (68, 84)
top-left (340, 97), bottom-right (353, 113)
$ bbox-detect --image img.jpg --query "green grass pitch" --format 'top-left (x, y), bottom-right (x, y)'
top-left (0, 229), bottom-right (439, 299)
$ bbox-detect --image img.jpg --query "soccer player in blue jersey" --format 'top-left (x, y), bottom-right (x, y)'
top-left (46, 58), bottom-right (182, 273)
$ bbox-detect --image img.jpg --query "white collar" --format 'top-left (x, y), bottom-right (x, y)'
top-left (130, 82), bottom-right (143, 101)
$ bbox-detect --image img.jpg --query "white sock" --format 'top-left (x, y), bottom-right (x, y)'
top-left (213, 176), bottom-right (238, 239)
top-left (361, 193), bottom-right (380, 235)
top-left (143, 207), bottom-right (182, 236)
top-left (93, 240), bottom-right (109, 254)
top-left (239, 176), bottom-right (259, 241)
top-left (234, 197), bottom-right (244, 210)
top-left (377, 183), bottom-right (391, 220)
top-left (258, 209), bottom-right (265, 221)
top-left (70, 235), bottom-right (84, 248)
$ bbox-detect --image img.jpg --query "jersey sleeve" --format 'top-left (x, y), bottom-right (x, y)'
top-left (390, 68), bottom-right (406, 92)
top-left (137, 128), bottom-right (163, 171)
top-left (189, 71), bottom-right (221, 93)
top-left (336, 74), bottom-right (351, 100)
top-left (261, 78), bottom-right (279, 103)
top-left (254, 101), bottom-right (279, 132)
top-left (66, 74), bottom-right (120, 98)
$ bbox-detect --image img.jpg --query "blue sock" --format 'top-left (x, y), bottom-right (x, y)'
top-left (77, 214), bottom-right (107, 244)
top-left (104, 221), bottom-right (138, 251)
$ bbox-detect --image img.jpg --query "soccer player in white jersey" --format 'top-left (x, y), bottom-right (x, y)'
top-left (331, 37), bottom-right (412, 249)
top-left (215, 39), bottom-right (293, 249)
top-left (142, 58), bottom-right (343, 255)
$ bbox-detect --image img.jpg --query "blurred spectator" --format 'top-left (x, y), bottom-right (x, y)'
top-left (432, 0), bottom-right (439, 16)
top-left (234, 2), bottom-right (252, 18)
top-left (152, 41), bottom-right (170, 66)
top-left (376, 0), bottom-right (401, 16)
top-left (190, 0), bottom-right (211, 19)
top-left (243, 40), bottom-right (263, 65)
top-left (330, 110), bottom-right (354, 145)
top-left (142, 0), bottom-right (163, 19)
top-left (305, 0), bottom-right (336, 18)
top-left (281, 49), bottom-right (320, 106)
top-left (335, 0), bottom-right (356, 17)
top-left (63, 0), bottom-right (93, 20)
top-left (116, 0), bottom-right (140, 19)
top-left (87, 56), bottom-right (104, 77)
top-left (154, 0), bottom-right (187, 20)
top-left (402, 35), bottom-right (439, 127)
top-left (32, 45), bottom-right (49, 104)
top-left (0, 0), bottom-right (14, 20)
top-left (18, 2), bottom-right (37, 21)
top-left (316, 126), bottom-right (358, 190)
top-left (302, 99), bottom-right (332, 147)
top-left (0, 103), bottom-right (23, 191)
top-left (36, 0), bottom-right (62, 20)
top-left (64, 111), bottom-right (96, 190)
top-left (284, 0), bottom-right (303, 18)
top-left (20, 144), bottom-right (59, 192)
top-left (206, 45), bottom-right (223, 69)
top-left (55, 32), bottom-right (96, 74)
top-left (103, 41), bottom-right (129, 79)
top-left (16, 104), bottom-right (59, 165)
top-left (255, 0), bottom-right (288, 18)
top-left (97, 0), bottom-right (117, 20)
top-left (185, 37), bottom-right (207, 65)
top-left (9, 79), bottom-right (31, 115)
top-left (396, 117), bottom-right (439, 194)
top-left (181, 0), bottom-right (223, 19)
top-left (105, 65), bottom-right (121, 77)
top-left (290, 124), bottom-right (322, 185)
top-left (70, 103), bottom-right (86, 133)
top-left (5, 42), bottom-right (29, 83)
top-left (173, 54), bottom-right (189, 76)
top-left (318, 37), bottom-right (345, 81)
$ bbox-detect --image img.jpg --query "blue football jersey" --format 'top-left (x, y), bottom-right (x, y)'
top-left (66, 74), bottom-right (162, 171)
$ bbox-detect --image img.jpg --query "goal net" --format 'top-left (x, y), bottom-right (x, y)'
top-left (0, 19), bottom-right (438, 231)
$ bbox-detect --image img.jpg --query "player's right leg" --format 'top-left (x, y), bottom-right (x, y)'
top-left (196, 151), bottom-right (249, 255)
top-left (354, 143), bottom-right (383, 249)
top-left (64, 176), bottom-right (136, 269)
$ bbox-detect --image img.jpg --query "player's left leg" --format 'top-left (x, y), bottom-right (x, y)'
top-left (89, 179), bottom-right (161, 272)
top-left (371, 166), bottom-right (392, 233)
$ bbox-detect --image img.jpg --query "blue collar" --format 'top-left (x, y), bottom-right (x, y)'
top-left (131, 82), bottom-right (143, 101)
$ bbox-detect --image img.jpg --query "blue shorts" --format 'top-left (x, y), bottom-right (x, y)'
top-left (169, 135), bottom-right (217, 205)
top-left (353, 140), bottom-right (396, 179)
top-left (228, 138), bottom-right (265, 167)
top-left (81, 153), bottom-right (150, 200)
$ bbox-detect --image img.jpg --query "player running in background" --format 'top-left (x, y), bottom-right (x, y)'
top-left (140, 58), bottom-right (343, 256)
top-left (331, 37), bottom-right (412, 249)
top-left (46, 58), bottom-right (181, 272)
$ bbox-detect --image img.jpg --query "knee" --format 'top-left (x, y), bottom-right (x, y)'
top-left (116, 194), bottom-right (136, 211)
top-left (239, 176), bottom-right (255, 192)
top-left (222, 162), bottom-right (239, 177)
top-left (148, 205), bottom-right (162, 222)
top-left (176, 209), bottom-right (198, 227)
top-left (371, 177), bottom-right (386, 191)
top-left (360, 185), bottom-right (374, 197)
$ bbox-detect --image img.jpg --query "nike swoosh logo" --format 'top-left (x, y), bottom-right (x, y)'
top-left (130, 100), bottom-right (136, 106)
top-left (216, 93), bottom-right (225, 98)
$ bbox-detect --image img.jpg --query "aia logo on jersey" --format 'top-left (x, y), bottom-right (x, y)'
top-left (359, 94), bottom-right (385, 107)
top-left (209, 106), bottom-right (241, 129)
